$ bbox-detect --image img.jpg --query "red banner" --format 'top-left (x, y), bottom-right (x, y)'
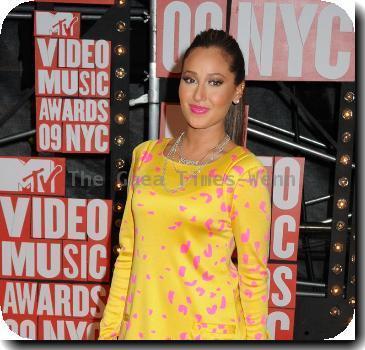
top-left (157, 0), bottom-right (227, 78)
top-left (1, 281), bottom-right (109, 340)
top-left (267, 307), bottom-right (296, 339)
top-left (156, 0), bottom-right (355, 81)
top-left (0, 198), bottom-right (112, 282)
top-left (270, 157), bottom-right (305, 261)
top-left (35, 38), bottom-right (111, 97)
top-left (268, 263), bottom-right (298, 310)
top-left (0, 156), bottom-right (112, 339)
top-left (34, 11), bottom-right (111, 154)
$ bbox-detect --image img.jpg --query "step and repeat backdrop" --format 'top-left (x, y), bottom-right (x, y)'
top-left (1, 2), bottom-right (113, 340)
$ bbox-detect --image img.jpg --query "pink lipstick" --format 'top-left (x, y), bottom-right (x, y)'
top-left (189, 104), bottom-right (210, 115)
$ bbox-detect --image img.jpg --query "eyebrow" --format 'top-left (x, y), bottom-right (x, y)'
top-left (182, 70), bottom-right (226, 78)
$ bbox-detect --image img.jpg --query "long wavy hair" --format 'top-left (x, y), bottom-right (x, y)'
top-left (181, 29), bottom-right (247, 146)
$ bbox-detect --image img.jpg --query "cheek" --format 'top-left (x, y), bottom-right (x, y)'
top-left (178, 84), bottom-right (182, 99)
top-left (178, 85), bottom-right (189, 103)
top-left (210, 91), bottom-right (234, 108)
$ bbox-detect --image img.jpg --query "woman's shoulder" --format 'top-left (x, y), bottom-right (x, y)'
top-left (133, 139), bottom-right (152, 153)
top-left (228, 146), bottom-right (266, 174)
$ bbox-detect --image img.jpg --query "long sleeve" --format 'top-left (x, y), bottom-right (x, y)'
top-left (98, 147), bottom-right (137, 340)
top-left (230, 163), bottom-right (272, 340)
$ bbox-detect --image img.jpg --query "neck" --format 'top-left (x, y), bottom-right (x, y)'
top-left (182, 128), bottom-right (227, 152)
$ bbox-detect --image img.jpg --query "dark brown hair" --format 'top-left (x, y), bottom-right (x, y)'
top-left (181, 29), bottom-right (247, 146)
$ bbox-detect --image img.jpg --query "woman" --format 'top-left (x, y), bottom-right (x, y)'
top-left (98, 29), bottom-right (272, 340)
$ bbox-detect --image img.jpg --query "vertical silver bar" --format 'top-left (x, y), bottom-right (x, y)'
top-left (148, 0), bottom-right (160, 140)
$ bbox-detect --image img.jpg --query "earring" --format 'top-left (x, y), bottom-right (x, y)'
top-left (233, 99), bottom-right (239, 105)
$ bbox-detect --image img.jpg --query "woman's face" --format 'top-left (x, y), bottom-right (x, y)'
top-left (178, 46), bottom-right (243, 130)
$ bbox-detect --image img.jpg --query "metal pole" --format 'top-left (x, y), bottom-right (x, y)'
top-left (8, 4), bottom-right (149, 21)
top-left (299, 223), bottom-right (351, 232)
top-left (299, 224), bottom-right (332, 232)
top-left (248, 117), bottom-right (329, 150)
top-left (10, 4), bottom-right (147, 15)
top-left (277, 82), bottom-right (338, 150)
top-left (11, 4), bottom-right (109, 14)
top-left (6, 13), bottom-right (146, 21)
top-left (248, 126), bottom-right (356, 168)
top-left (305, 195), bottom-right (332, 206)
top-left (296, 291), bottom-right (326, 297)
top-left (148, 0), bottom-right (160, 139)
top-left (297, 281), bottom-right (326, 288)
top-left (321, 213), bottom-right (352, 224)
top-left (0, 130), bottom-right (35, 146)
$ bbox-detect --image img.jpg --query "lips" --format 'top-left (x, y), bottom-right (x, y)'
top-left (189, 104), bottom-right (210, 115)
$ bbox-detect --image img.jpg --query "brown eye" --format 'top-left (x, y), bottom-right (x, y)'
top-left (182, 76), bottom-right (196, 84)
top-left (209, 80), bottom-right (223, 86)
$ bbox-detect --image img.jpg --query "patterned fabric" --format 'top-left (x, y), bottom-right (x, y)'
top-left (98, 138), bottom-right (272, 340)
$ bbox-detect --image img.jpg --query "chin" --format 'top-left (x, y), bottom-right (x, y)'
top-left (185, 116), bottom-right (210, 129)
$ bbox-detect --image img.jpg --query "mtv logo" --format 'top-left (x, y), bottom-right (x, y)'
top-left (34, 11), bottom-right (80, 38)
top-left (0, 157), bottom-right (66, 196)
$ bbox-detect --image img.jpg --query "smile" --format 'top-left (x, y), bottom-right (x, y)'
top-left (189, 104), bottom-right (210, 115)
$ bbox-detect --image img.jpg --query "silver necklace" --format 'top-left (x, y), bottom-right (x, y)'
top-left (162, 131), bottom-right (231, 193)
top-left (178, 132), bottom-right (230, 165)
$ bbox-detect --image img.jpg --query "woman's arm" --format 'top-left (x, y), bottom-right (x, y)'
top-left (98, 147), bottom-right (137, 340)
top-left (231, 163), bottom-right (272, 340)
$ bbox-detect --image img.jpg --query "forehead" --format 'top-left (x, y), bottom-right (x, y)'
top-left (182, 47), bottom-right (233, 75)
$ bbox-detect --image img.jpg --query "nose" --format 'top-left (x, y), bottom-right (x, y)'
top-left (193, 82), bottom-right (206, 102)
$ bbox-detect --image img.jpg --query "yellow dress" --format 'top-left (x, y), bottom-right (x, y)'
top-left (98, 137), bottom-right (272, 340)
